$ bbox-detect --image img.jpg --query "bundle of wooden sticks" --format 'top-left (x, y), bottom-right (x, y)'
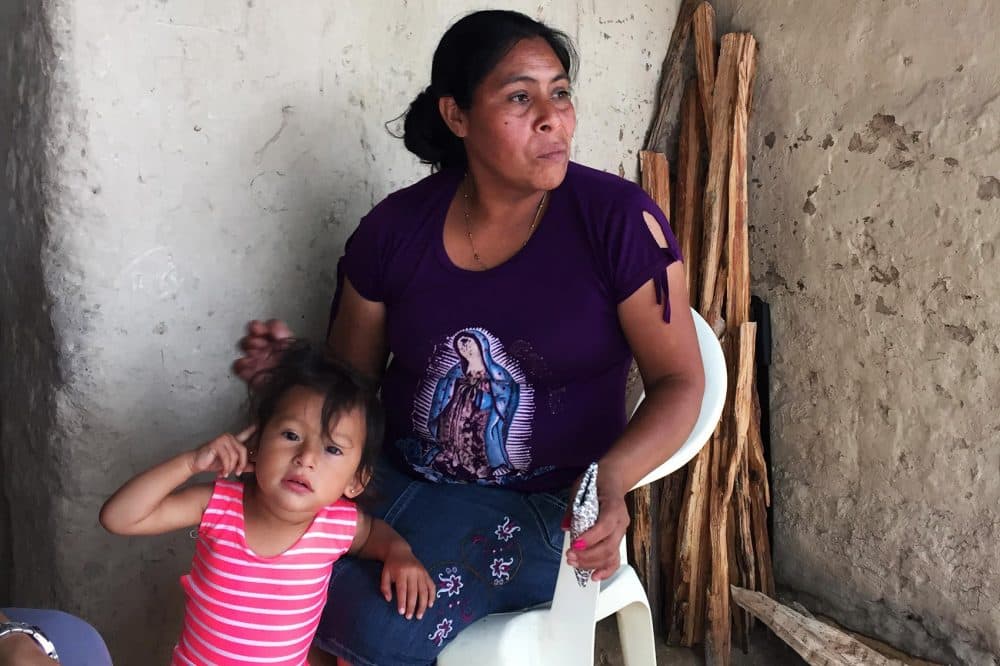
top-left (624, 3), bottom-right (772, 665)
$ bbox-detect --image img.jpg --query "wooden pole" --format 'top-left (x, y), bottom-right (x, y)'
top-left (731, 587), bottom-right (907, 666)
top-left (749, 388), bottom-right (775, 597)
top-left (627, 484), bottom-right (661, 631)
top-left (645, 0), bottom-right (703, 151)
top-left (725, 37), bottom-right (755, 331)
top-left (675, 81), bottom-right (704, 299)
top-left (693, 2), bottom-right (717, 145)
top-left (669, 428), bottom-right (715, 646)
top-left (640, 151), bottom-right (672, 215)
top-left (724, 30), bottom-right (759, 648)
top-left (706, 323), bottom-right (757, 666)
top-left (698, 33), bottom-right (746, 322)
top-left (658, 466), bottom-right (688, 634)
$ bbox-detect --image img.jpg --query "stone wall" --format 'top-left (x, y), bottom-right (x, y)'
top-left (710, 1), bottom-right (1000, 663)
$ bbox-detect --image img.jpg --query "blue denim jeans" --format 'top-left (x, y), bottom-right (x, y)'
top-left (313, 459), bottom-right (568, 665)
top-left (2, 608), bottom-right (112, 666)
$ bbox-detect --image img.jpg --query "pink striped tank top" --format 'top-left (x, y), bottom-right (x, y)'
top-left (173, 479), bottom-right (357, 665)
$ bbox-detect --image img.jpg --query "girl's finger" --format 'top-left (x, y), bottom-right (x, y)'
top-left (405, 577), bottom-right (418, 619)
top-left (236, 444), bottom-right (249, 476)
top-left (380, 568), bottom-right (393, 603)
top-left (396, 578), bottom-right (408, 616)
top-left (415, 585), bottom-right (427, 620)
top-left (235, 425), bottom-right (257, 444)
top-left (223, 445), bottom-right (237, 477)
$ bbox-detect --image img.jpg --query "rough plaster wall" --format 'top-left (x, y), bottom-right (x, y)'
top-left (709, 1), bottom-right (1000, 663)
top-left (6, 1), bottom-right (680, 661)
top-left (0, 0), bottom-right (63, 607)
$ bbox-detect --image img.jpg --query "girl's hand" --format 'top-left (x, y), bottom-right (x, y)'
top-left (190, 426), bottom-right (257, 478)
top-left (380, 544), bottom-right (437, 620)
top-left (233, 319), bottom-right (294, 385)
top-left (563, 467), bottom-right (630, 582)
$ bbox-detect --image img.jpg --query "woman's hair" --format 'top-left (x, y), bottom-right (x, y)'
top-left (249, 341), bottom-right (383, 492)
top-left (402, 10), bottom-right (577, 171)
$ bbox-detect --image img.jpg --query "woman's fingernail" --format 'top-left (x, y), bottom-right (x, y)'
top-left (560, 515), bottom-right (570, 530)
top-left (572, 538), bottom-right (587, 550)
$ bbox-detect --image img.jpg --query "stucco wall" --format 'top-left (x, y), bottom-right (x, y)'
top-left (0, 0), bottom-right (62, 609)
top-left (709, 1), bottom-right (1000, 663)
top-left (1, 1), bottom-right (680, 661)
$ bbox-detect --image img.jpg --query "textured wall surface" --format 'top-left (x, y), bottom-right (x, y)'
top-left (0, 0), bottom-right (62, 608)
top-left (1, 1), bottom-right (679, 661)
top-left (709, 1), bottom-right (1000, 663)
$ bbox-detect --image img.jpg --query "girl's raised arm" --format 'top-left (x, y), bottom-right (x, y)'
top-left (100, 427), bottom-right (255, 536)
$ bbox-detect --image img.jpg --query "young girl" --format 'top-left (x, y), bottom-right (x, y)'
top-left (100, 343), bottom-right (435, 665)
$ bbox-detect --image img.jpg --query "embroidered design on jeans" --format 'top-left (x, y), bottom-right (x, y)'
top-left (428, 618), bottom-right (454, 646)
top-left (437, 567), bottom-right (464, 598)
top-left (494, 516), bottom-right (521, 542)
top-left (490, 556), bottom-right (515, 585)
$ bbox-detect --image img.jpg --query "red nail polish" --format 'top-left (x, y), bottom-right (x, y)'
top-left (572, 538), bottom-right (587, 550)
top-left (560, 515), bottom-right (570, 530)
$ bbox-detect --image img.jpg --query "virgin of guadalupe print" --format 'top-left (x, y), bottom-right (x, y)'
top-left (406, 328), bottom-right (536, 484)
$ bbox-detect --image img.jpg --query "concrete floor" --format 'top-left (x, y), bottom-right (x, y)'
top-left (594, 617), bottom-right (808, 665)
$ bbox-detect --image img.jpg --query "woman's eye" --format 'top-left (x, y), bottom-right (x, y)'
top-left (282, 430), bottom-right (300, 442)
top-left (325, 445), bottom-right (343, 456)
top-left (554, 88), bottom-right (573, 100)
top-left (510, 93), bottom-right (530, 104)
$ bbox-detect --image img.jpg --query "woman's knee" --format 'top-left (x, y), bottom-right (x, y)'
top-left (2, 608), bottom-right (112, 666)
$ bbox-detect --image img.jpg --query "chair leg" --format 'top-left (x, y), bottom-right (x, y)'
top-left (615, 600), bottom-right (656, 666)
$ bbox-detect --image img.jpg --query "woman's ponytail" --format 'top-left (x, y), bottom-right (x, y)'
top-left (402, 87), bottom-right (466, 171)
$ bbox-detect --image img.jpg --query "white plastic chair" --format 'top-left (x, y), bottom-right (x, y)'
top-left (439, 309), bottom-right (727, 666)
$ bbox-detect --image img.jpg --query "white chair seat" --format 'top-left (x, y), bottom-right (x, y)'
top-left (439, 309), bottom-right (727, 666)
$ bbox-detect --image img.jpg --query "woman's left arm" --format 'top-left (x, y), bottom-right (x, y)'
top-left (566, 261), bottom-right (705, 580)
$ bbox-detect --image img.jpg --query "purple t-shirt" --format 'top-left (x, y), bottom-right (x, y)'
top-left (339, 162), bottom-right (680, 492)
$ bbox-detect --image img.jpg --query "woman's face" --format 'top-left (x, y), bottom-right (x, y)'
top-left (448, 37), bottom-right (576, 193)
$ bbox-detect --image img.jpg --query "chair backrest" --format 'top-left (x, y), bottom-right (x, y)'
top-left (543, 309), bottom-right (727, 659)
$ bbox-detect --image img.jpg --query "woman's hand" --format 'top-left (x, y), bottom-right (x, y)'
top-left (563, 466), bottom-right (630, 582)
top-left (190, 427), bottom-right (256, 478)
top-left (233, 319), bottom-right (294, 385)
top-left (380, 543), bottom-right (437, 621)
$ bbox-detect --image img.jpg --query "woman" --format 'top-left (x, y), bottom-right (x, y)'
top-left (236, 10), bottom-right (704, 665)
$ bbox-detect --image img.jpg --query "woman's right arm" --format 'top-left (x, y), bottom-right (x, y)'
top-left (326, 276), bottom-right (389, 383)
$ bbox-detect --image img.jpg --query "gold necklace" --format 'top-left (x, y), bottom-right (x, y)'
top-left (463, 176), bottom-right (547, 270)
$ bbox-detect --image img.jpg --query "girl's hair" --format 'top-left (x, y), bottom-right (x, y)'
top-left (249, 341), bottom-right (383, 494)
top-left (402, 10), bottom-right (577, 171)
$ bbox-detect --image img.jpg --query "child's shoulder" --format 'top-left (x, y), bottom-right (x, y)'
top-left (311, 498), bottom-right (359, 534)
top-left (198, 479), bottom-right (245, 528)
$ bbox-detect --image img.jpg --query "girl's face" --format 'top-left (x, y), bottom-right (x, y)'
top-left (445, 36), bottom-right (576, 193)
top-left (252, 385), bottom-right (367, 521)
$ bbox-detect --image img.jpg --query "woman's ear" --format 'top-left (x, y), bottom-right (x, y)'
top-left (439, 96), bottom-right (468, 138)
